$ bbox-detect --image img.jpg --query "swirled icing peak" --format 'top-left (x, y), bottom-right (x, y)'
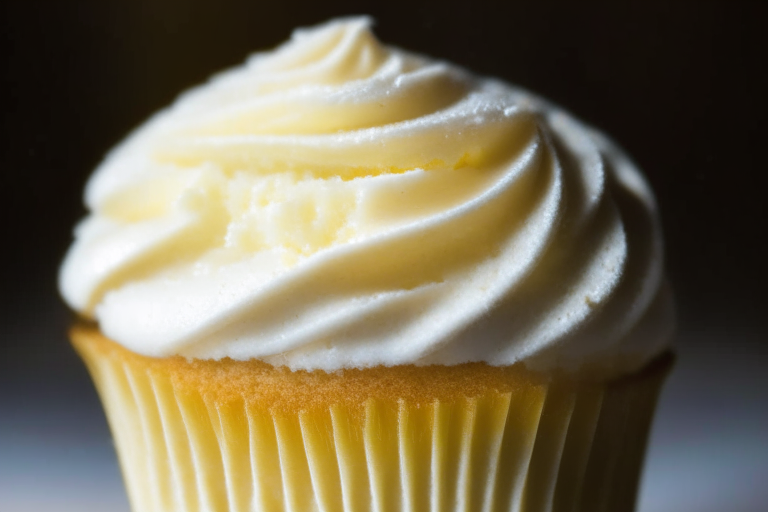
top-left (60, 17), bottom-right (673, 376)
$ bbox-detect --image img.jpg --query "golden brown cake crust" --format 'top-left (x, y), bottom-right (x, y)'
top-left (70, 323), bottom-right (671, 414)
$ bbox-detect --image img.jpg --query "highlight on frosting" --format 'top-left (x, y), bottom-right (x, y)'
top-left (60, 17), bottom-right (674, 375)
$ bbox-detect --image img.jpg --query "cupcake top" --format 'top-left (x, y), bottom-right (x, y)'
top-left (60, 17), bottom-right (673, 377)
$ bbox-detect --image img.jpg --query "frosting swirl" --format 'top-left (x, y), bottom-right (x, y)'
top-left (60, 17), bottom-right (673, 376)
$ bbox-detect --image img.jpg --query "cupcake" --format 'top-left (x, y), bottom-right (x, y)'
top-left (61, 17), bottom-right (674, 512)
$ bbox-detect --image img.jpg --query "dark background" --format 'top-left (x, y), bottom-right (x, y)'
top-left (1, 1), bottom-right (766, 511)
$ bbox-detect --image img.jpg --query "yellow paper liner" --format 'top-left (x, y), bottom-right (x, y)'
top-left (72, 326), bottom-right (671, 512)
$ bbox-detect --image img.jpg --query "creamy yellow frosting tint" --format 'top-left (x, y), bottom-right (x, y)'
top-left (60, 17), bottom-right (673, 376)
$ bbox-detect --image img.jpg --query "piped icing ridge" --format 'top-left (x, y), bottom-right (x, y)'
top-left (60, 17), bottom-right (673, 376)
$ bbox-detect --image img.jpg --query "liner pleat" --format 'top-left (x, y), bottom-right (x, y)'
top-left (75, 335), bottom-right (670, 512)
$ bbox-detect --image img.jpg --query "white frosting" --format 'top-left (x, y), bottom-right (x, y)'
top-left (60, 17), bottom-right (674, 375)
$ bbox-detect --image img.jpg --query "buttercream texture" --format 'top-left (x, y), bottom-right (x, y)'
top-left (60, 17), bottom-right (673, 376)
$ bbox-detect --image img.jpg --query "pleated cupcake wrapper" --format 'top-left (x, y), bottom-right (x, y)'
top-left (76, 340), bottom-right (670, 512)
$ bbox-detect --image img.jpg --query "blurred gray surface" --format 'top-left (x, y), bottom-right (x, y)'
top-left (2, 328), bottom-right (766, 512)
top-left (639, 329), bottom-right (768, 512)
